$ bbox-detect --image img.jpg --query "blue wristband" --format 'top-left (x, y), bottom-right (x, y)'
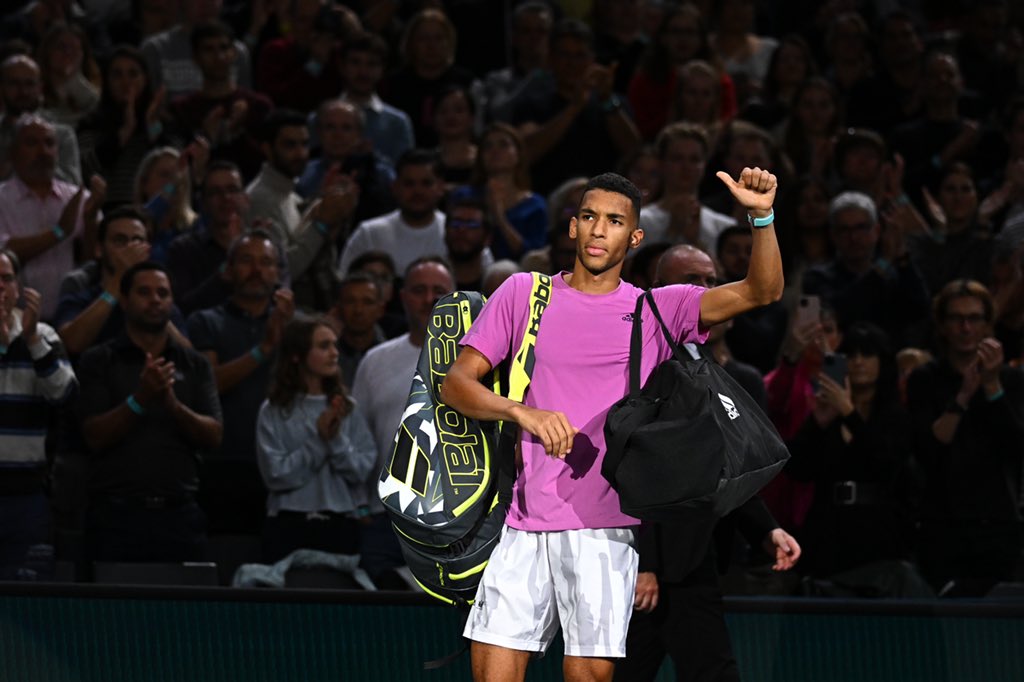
top-left (747, 208), bottom-right (775, 228)
top-left (125, 395), bottom-right (145, 416)
top-left (986, 388), bottom-right (1005, 402)
top-left (314, 220), bottom-right (329, 236)
top-left (99, 291), bottom-right (117, 307)
top-left (250, 346), bottom-right (266, 364)
top-left (52, 224), bottom-right (65, 241)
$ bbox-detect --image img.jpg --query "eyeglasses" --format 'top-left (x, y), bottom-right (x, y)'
top-left (205, 186), bottom-right (244, 198)
top-left (943, 313), bottom-right (986, 325)
top-left (448, 219), bottom-right (483, 230)
top-left (108, 234), bottom-right (147, 247)
top-left (0, 274), bottom-right (16, 284)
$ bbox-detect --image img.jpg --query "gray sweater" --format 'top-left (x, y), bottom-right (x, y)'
top-left (256, 396), bottom-right (377, 516)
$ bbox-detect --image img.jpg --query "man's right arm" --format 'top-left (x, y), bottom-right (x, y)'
top-left (441, 346), bottom-right (577, 458)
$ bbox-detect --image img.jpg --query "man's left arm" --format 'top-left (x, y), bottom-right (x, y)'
top-left (699, 168), bottom-right (783, 327)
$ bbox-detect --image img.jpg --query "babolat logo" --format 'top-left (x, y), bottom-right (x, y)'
top-left (718, 393), bottom-right (740, 420)
top-left (526, 273), bottom-right (552, 337)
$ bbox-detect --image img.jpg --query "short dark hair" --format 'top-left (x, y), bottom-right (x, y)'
top-left (550, 18), bottom-right (593, 50)
top-left (403, 255), bottom-right (452, 281)
top-left (395, 148), bottom-right (440, 177)
top-left (203, 159), bottom-right (242, 184)
top-left (933, 279), bottom-right (994, 326)
top-left (120, 261), bottom-right (169, 297)
top-left (579, 172), bottom-right (642, 225)
top-left (348, 250), bottom-right (396, 278)
top-left (190, 21), bottom-right (235, 53)
top-left (260, 108), bottom-right (308, 144)
top-left (98, 206), bottom-right (148, 245)
top-left (336, 270), bottom-right (382, 301)
top-left (0, 247), bottom-right (21, 276)
top-left (715, 225), bottom-right (752, 260)
top-left (225, 228), bottom-right (281, 266)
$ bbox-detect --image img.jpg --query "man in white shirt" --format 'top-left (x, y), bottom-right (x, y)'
top-left (337, 149), bottom-right (446, 278)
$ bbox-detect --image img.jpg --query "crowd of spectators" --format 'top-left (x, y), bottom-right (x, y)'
top-left (0, 0), bottom-right (1022, 598)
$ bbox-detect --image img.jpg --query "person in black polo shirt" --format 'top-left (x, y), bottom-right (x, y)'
top-left (77, 262), bottom-right (222, 563)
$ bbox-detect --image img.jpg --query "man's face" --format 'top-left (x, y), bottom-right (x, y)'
top-left (549, 36), bottom-right (593, 92)
top-left (11, 122), bottom-right (57, 185)
top-left (123, 269), bottom-right (173, 333)
top-left (940, 295), bottom-right (989, 356)
top-left (839, 145), bottom-right (884, 190)
top-left (184, 0), bottom-right (223, 25)
top-left (830, 207), bottom-right (879, 268)
top-left (677, 70), bottom-right (717, 123)
top-left (657, 249), bottom-right (718, 289)
top-left (1, 59), bottom-right (42, 115)
top-left (202, 169), bottom-right (247, 226)
top-left (445, 205), bottom-right (489, 261)
top-left (0, 253), bottom-right (19, 317)
top-left (100, 218), bottom-right (150, 273)
top-left (319, 104), bottom-right (361, 160)
top-left (393, 163), bottom-right (443, 221)
top-left (337, 280), bottom-right (384, 335)
top-left (880, 16), bottom-right (922, 67)
top-left (268, 125), bottom-right (310, 178)
top-left (724, 136), bottom-right (770, 177)
top-left (661, 137), bottom-right (706, 194)
top-left (718, 233), bottom-right (753, 281)
top-left (401, 262), bottom-right (454, 332)
top-left (341, 49), bottom-right (384, 96)
top-left (511, 10), bottom-right (550, 63)
top-left (227, 237), bottom-right (279, 299)
top-left (923, 53), bottom-right (961, 104)
top-left (569, 188), bottom-right (641, 277)
top-left (194, 35), bottom-right (236, 82)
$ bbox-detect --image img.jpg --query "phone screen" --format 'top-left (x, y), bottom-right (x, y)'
top-left (822, 352), bottom-right (848, 386)
top-left (795, 295), bottom-right (821, 328)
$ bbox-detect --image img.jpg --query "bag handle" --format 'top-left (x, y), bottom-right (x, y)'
top-left (627, 291), bottom-right (695, 397)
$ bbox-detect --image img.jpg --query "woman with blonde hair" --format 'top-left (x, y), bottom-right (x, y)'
top-left (134, 146), bottom-right (201, 263)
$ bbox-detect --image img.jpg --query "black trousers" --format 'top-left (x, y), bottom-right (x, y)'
top-left (87, 497), bottom-right (206, 563)
top-left (615, 551), bottom-right (739, 682)
top-left (262, 511), bottom-right (361, 564)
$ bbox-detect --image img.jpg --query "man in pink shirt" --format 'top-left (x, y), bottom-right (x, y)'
top-left (442, 167), bottom-right (782, 681)
top-left (0, 116), bottom-right (102, 320)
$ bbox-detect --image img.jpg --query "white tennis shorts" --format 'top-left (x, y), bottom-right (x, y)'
top-left (463, 525), bottom-right (639, 658)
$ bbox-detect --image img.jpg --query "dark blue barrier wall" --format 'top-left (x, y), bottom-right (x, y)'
top-left (1, 584), bottom-right (1021, 681)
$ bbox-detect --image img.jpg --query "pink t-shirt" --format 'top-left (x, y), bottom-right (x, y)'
top-left (461, 272), bottom-right (708, 531)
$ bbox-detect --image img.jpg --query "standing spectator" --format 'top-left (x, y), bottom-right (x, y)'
top-left (520, 176), bottom-right (586, 275)
top-left (169, 21), bottom-right (272, 180)
top-left (352, 257), bottom-right (454, 587)
top-left (593, 0), bottom-right (648, 95)
top-left (35, 23), bottom-right (101, 129)
top-left (133, 145), bottom-right (201, 264)
top-left (778, 77), bottom-right (842, 178)
top-left (77, 261), bottom-right (222, 562)
top-left (471, 123), bottom-right (547, 261)
top-left (337, 31), bottom-right (414, 167)
top-left (328, 272), bottom-right (386, 389)
top-left (337, 149), bottom-right (446, 277)
top-left (907, 280), bottom-right (1024, 596)
top-left (0, 55), bottom-right (82, 185)
top-left (708, 0), bottom-right (779, 107)
top-left (740, 34), bottom-right (817, 132)
top-left (821, 12), bottom-right (874, 99)
top-left (0, 116), bottom-right (103, 321)
top-left (0, 249), bottom-right (77, 579)
top-left (433, 85), bottom-right (477, 189)
top-left (444, 191), bottom-right (494, 292)
top-left (256, 315), bottom-right (376, 563)
top-left (141, 0), bottom-right (252, 100)
top-left (187, 231), bottom-right (294, 536)
top-left (475, 2), bottom-right (553, 125)
top-left (380, 8), bottom-right (475, 149)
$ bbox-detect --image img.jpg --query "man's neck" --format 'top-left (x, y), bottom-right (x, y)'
top-left (230, 293), bottom-right (270, 317)
top-left (401, 209), bottom-right (436, 228)
top-left (126, 325), bottom-right (169, 356)
top-left (408, 328), bottom-right (425, 348)
top-left (452, 257), bottom-right (484, 290)
top-left (564, 265), bottom-right (621, 295)
top-left (20, 174), bottom-right (54, 199)
top-left (202, 79), bottom-right (237, 99)
top-left (839, 256), bottom-right (873, 275)
top-left (343, 89), bottom-right (373, 105)
top-left (340, 327), bottom-right (378, 352)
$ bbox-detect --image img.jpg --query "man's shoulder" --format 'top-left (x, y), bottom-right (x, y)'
top-left (78, 337), bottom-right (119, 367)
top-left (356, 210), bottom-right (402, 232)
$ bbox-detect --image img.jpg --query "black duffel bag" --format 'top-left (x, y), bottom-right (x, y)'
top-left (602, 291), bottom-right (790, 521)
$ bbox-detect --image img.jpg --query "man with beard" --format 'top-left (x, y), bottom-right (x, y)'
top-left (337, 149), bottom-right (446, 278)
top-left (444, 192), bottom-right (495, 292)
top-left (54, 207), bottom-right (189, 357)
top-left (77, 262), bottom-right (222, 562)
top-left (187, 231), bottom-right (294, 535)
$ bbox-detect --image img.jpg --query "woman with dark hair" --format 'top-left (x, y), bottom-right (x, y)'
top-left (36, 22), bottom-right (101, 128)
top-left (434, 84), bottom-right (477, 188)
top-left (471, 122), bottom-right (547, 260)
top-left (255, 316), bottom-right (377, 563)
top-left (785, 322), bottom-right (921, 586)
top-left (779, 77), bottom-right (842, 178)
top-left (776, 175), bottom-right (834, 290)
top-left (77, 45), bottom-right (172, 207)
top-left (627, 3), bottom-right (737, 140)
top-left (740, 34), bottom-right (817, 132)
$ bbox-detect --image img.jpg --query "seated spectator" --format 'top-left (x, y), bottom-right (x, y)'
top-left (380, 8), bottom-right (475, 149)
top-left (471, 123), bottom-right (547, 261)
top-left (482, 259), bottom-right (521, 297)
top-left (701, 119), bottom-right (787, 223)
top-left (253, 0), bottom-right (349, 114)
top-left (55, 207), bottom-right (188, 357)
top-left (739, 34), bottom-right (817, 133)
top-left (775, 175), bottom-right (834, 303)
top-left (78, 47), bottom-right (175, 210)
top-left (77, 261), bottom-right (222, 562)
top-left (433, 85), bottom-right (477, 189)
top-left (337, 149), bottom-right (446, 277)
top-left (141, 0), bottom-right (252, 100)
top-left (134, 145), bottom-right (203, 264)
top-left (592, 0), bottom-right (646, 95)
top-left (336, 31), bottom-right (414, 167)
top-left (298, 99), bottom-right (395, 227)
top-left (352, 257), bottom-right (454, 587)
top-left (255, 315), bottom-right (376, 563)
top-left (0, 249), bottom-right (77, 579)
top-left (511, 18), bottom-right (642, 196)
top-left (619, 145), bottom-right (661, 207)
top-left (708, 0), bottom-right (778, 107)
top-left (907, 279), bottom-right (1024, 597)
top-left (0, 55), bottom-right (82, 185)
top-left (777, 77), bottom-right (842, 179)
top-left (327, 272), bottom-right (386, 388)
top-left (170, 21), bottom-right (272, 181)
top-left (474, 1), bottom-right (553, 125)
top-left (802, 191), bottom-right (930, 349)
top-left (187, 231), bottom-right (294, 536)
top-left (444, 191), bottom-right (494, 292)
top-left (346, 250), bottom-right (405, 339)
top-left (821, 12), bottom-right (873, 98)
top-left (0, 115), bottom-right (103, 321)
top-left (639, 122), bottom-right (735, 255)
top-left (36, 23), bottom-right (101, 129)
top-left (786, 322), bottom-right (921, 587)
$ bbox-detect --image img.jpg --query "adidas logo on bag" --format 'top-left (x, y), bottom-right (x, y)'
top-left (718, 393), bottom-right (740, 420)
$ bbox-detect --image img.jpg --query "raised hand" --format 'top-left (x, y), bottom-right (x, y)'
top-left (715, 167), bottom-right (777, 214)
top-left (146, 85), bottom-right (166, 131)
top-left (19, 287), bottom-right (41, 345)
top-left (57, 186), bottom-right (86, 237)
top-left (977, 337), bottom-right (1004, 388)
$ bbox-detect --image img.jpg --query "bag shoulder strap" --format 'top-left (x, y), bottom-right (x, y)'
top-left (508, 272), bottom-right (552, 400)
top-left (627, 290), bottom-right (692, 396)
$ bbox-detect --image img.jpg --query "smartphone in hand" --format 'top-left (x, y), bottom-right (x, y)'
top-left (795, 295), bottom-right (821, 328)
top-left (821, 352), bottom-right (848, 386)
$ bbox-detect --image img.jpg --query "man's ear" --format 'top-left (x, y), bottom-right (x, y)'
top-left (568, 216), bottom-right (577, 239)
top-left (630, 227), bottom-right (644, 249)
